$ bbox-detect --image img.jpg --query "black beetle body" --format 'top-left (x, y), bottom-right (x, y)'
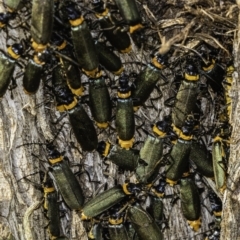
top-left (116, 73), bottom-right (135, 149)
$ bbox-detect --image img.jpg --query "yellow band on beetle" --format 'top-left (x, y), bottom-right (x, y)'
top-left (81, 212), bottom-right (90, 220)
top-left (213, 136), bottom-right (222, 143)
top-left (67, 85), bottom-right (84, 97)
top-left (49, 233), bottom-right (58, 240)
top-left (103, 142), bottom-right (111, 157)
top-left (57, 40), bottom-right (67, 50)
top-left (118, 138), bottom-right (134, 149)
top-left (113, 66), bottom-right (124, 75)
top-left (69, 16), bottom-right (84, 26)
top-left (179, 132), bottom-right (193, 140)
top-left (96, 122), bottom-right (109, 129)
top-left (117, 91), bottom-right (131, 99)
top-left (109, 217), bottom-right (123, 225)
top-left (49, 156), bottom-right (63, 164)
top-left (202, 60), bottom-right (215, 72)
top-left (33, 55), bottom-right (45, 65)
top-left (0, 22), bottom-right (6, 28)
top-left (88, 230), bottom-right (95, 239)
top-left (122, 183), bottom-right (131, 195)
top-left (213, 211), bottom-right (222, 217)
top-left (172, 124), bottom-right (181, 136)
top-left (95, 8), bottom-right (109, 18)
top-left (219, 185), bottom-right (226, 194)
top-left (7, 46), bottom-right (20, 59)
top-left (151, 57), bottom-right (164, 69)
top-left (187, 218), bottom-right (201, 232)
top-left (184, 73), bottom-right (199, 81)
top-left (166, 178), bottom-right (177, 186)
top-left (57, 98), bottom-right (78, 112)
top-left (129, 23), bottom-right (143, 34)
top-left (152, 188), bottom-right (164, 198)
top-left (172, 124), bottom-right (193, 140)
top-left (227, 65), bottom-right (234, 73)
top-left (44, 200), bottom-right (48, 210)
top-left (65, 97), bottom-right (78, 110)
top-left (56, 104), bottom-right (65, 112)
top-left (83, 68), bottom-right (102, 78)
top-left (44, 187), bottom-right (55, 193)
top-left (133, 106), bottom-right (140, 112)
top-left (146, 183), bottom-right (153, 189)
top-left (152, 125), bottom-right (166, 137)
top-left (32, 41), bottom-right (47, 52)
top-left (182, 172), bottom-right (190, 177)
top-left (120, 44), bottom-right (132, 53)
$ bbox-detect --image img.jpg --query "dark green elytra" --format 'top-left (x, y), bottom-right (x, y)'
top-left (165, 139), bottom-right (191, 184)
top-left (45, 190), bottom-right (61, 238)
top-left (147, 196), bottom-right (164, 224)
top-left (51, 160), bottom-right (85, 210)
top-left (68, 103), bottom-right (98, 151)
top-left (53, 36), bottom-right (83, 95)
top-left (126, 223), bottom-right (140, 240)
top-left (89, 223), bottom-right (103, 240)
top-left (127, 203), bottom-right (163, 240)
top-left (60, 57), bottom-right (82, 95)
top-left (30, 0), bottom-right (54, 45)
top-left (107, 145), bottom-right (139, 171)
top-left (172, 79), bottom-right (199, 128)
top-left (89, 77), bottom-right (112, 127)
top-left (92, 1), bottom-right (131, 53)
top-left (116, 98), bottom-right (135, 141)
top-left (0, 53), bottom-right (15, 98)
top-left (81, 186), bottom-right (126, 218)
top-left (4, 0), bottom-right (24, 11)
top-left (201, 60), bottom-right (225, 93)
top-left (113, 0), bottom-right (141, 25)
top-left (95, 41), bottom-right (123, 75)
top-left (52, 63), bottom-right (66, 87)
top-left (58, 51), bottom-right (83, 96)
top-left (71, 20), bottom-right (99, 73)
top-left (52, 64), bottom-right (70, 109)
top-left (131, 64), bottom-right (164, 107)
top-left (180, 178), bottom-right (201, 222)
top-left (212, 141), bottom-right (226, 193)
top-left (189, 141), bottom-right (214, 178)
top-left (108, 224), bottom-right (130, 240)
top-left (136, 135), bottom-right (163, 183)
top-left (96, 15), bottom-right (131, 53)
top-left (23, 59), bottom-right (42, 94)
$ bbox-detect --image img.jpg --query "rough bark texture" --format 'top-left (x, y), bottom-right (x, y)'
top-left (0, 0), bottom-right (237, 240)
top-left (221, 3), bottom-right (240, 239)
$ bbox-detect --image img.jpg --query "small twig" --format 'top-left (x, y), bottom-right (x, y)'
top-left (159, 19), bottom-right (196, 55)
top-left (173, 43), bottom-right (208, 64)
top-left (194, 33), bottom-right (230, 55)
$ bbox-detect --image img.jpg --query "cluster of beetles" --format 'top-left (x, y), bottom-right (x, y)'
top-left (0, 0), bottom-right (236, 239)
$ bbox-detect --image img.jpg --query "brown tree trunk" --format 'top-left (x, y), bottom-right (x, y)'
top-left (221, 2), bottom-right (240, 240)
